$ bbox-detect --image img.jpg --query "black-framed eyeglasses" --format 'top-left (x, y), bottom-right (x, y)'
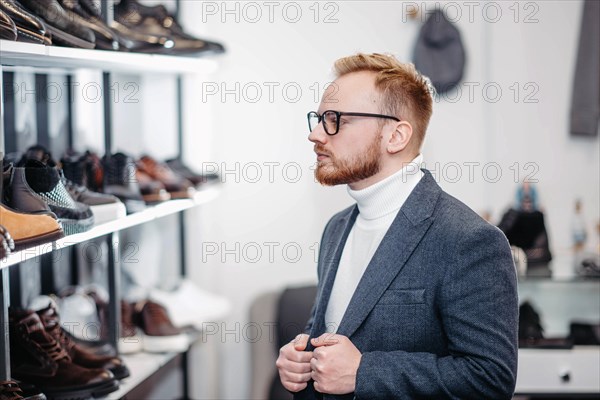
top-left (307, 110), bottom-right (401, 135)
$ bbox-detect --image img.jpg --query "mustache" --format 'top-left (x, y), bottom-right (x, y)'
top-left (314, 145), bottom-right (331, 157)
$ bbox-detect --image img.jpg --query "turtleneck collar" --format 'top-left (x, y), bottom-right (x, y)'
top-left (347, 154), bottom-right (424, 220)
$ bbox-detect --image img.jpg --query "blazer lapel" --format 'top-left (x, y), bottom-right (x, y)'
top-left (337, 169), bottom-right (442, 338)
top-left (310, 205), bottom-right (359, 340)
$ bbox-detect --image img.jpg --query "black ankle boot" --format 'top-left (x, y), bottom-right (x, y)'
top-left (102, 153), bottom-right (146, 214)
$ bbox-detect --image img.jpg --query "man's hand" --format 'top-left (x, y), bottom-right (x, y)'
top-left (310, 333), bottom-right (362, 394)
top-left (276, 334), bottom-right (313, 392)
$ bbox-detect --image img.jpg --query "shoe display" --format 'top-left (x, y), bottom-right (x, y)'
top-left (134, 169), bottom-right (171, 204)
top-left (7, 159), bottom-right (93, 235)
top-left (0, 0), bottom-right (52, 45)
top-left (149, 279), bottom-right (231, 331)
top-left (18, 0), bottom-right (95, 49)
top-left (36, 299), bottom-right (130, 380)
top-left (56, 0), bottom-right (118, 50)
top-left (0, 205), bottom-right (64, 251)
top-left (109, 0), bottom-right (175, 55)
top-left (114, 0), bottom-right (225, 56)
top-left (64, 179), bottom-right (126, 225)
top-left (0, 9), bottom-right (17, 40)
top-left (69, 0), bottom-right (155, 53)
top-left (119, 300), bottom-right (143, 354)
top-left (133, 300), bottom-right (188, 353)
top-left (137, 155), bottom-right (195, 199)
top-left (60, 151), bottom-right (104, 194)
top-left (61, 152), bottom-right (126, 224)
top-left (102, 153), bottom-right (147, 214)
top-left (166, 158), bottom-right (221, 187)
top-left (9, 309), bottom-right (118, 399)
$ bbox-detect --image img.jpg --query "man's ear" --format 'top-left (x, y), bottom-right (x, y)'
top-left (387, 121), bottom-right (413, 154)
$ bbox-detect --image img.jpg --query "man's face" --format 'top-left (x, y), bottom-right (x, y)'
top-left (309, 71), bottom-right (385, 186)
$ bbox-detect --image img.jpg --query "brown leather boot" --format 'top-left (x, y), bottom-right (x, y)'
top-left (0, 380), bottom-right (46, 400)
top-left (0, 205), bottom-right (64, 251)
top-left (37, 303), bottom-right (130, 380)
top-left (9, 309), bottom-right (119, 399)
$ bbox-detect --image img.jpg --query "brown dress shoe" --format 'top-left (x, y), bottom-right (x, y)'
top-left (137, 155), bottom-right (195, 199)
top-left (135, 169), bottom-right (171, 204)
top-left (0, 9), bottom-right (17, 41)
top-left (9, 309), bottom-right (118, 399)
top-left (133, 300), bottom-right (188, 353)
top-left (37, 303), bottom-right (130, 380)
top-left (0, 205), bottom-right (64, 251)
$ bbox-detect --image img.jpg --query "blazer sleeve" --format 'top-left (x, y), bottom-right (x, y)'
top-left (354, 224), bottom-right (519, 400)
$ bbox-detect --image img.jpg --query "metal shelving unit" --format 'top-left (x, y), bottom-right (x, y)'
top-left (0, 1), bottom-right (220, 397)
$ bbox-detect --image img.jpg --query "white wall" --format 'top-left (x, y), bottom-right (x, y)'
top-left (175, 1), bottom-right (599, 398)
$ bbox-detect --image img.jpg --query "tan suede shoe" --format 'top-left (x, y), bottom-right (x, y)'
top-left (0, 205), bottom-right (65, 251)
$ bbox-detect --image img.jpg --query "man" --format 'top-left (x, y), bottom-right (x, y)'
top-left (276, 53), bottom-right (518, 399)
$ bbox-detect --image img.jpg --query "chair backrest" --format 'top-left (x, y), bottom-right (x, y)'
top-left (248, 285), bottom-right (318, 400)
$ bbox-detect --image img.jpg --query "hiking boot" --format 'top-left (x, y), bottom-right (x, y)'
top-left (9, 309), bottom-right (118, 400)
top-left (133, 300), bottom-right (188, 353)
top-left (37, 301), bottom-right (130, 380)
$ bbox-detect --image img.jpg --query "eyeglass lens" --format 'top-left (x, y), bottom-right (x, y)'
top-left (309, 111), bottom-right (338, 134)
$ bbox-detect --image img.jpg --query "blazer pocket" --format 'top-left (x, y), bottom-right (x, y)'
top-left (377, 289), bottom-right (425, 305)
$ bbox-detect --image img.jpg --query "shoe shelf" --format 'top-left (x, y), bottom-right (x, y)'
top-left (103, 331), bottom-right (201, 400)
top-left (0, 185), bottom-right (221, 270)
top-left (103, 351), bottom-right (180, 400)
top-left (0, 39), bottom-right (219, 74)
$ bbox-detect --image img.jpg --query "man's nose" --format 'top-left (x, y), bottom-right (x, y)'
top-left (308, 121), bottom-right (328, 144)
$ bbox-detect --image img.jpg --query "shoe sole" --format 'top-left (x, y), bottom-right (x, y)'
top-left (13, 228), bottom-right (65, 252)
top-left (167, 188), bottom-right (196, 199)
top-left (45, 25), bottom-right (95, 49)
top-left (89, 202), bottom-right (126, 225)
top-left (142, 333), bottom-right (189, 353)
top-left (118, 335), bottom-right (143, 354)
top-left (60, 215), bottom-right (95, 236)
top-left (142, 192), bottom-right (171, 204)
top-left (36, 379), bottom-right (118, 400)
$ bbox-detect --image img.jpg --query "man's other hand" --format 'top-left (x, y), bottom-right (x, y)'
top-left (276, 333), bottom-right (313, 392)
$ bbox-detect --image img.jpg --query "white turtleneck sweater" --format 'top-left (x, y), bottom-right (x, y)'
top-left (324, 155), bottom-right (424, 332)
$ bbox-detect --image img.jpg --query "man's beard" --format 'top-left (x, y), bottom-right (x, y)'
top-left (315, 133), bottom-right (382, 186)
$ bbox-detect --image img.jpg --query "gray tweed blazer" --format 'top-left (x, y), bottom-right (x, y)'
top-left (295, 169), bottom-right (518, 400)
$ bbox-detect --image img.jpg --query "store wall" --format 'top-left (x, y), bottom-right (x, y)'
top-left (173, 1), bottom-right (598, 398)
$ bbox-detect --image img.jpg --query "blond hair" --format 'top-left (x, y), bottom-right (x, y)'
top-left (334, 53), bottom-right (434, 150)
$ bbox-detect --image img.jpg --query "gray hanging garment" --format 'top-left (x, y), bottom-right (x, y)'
top-left (570, 0), bottom-right (600, 137)
top-left (413, 9), bottom-right (465, 94)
